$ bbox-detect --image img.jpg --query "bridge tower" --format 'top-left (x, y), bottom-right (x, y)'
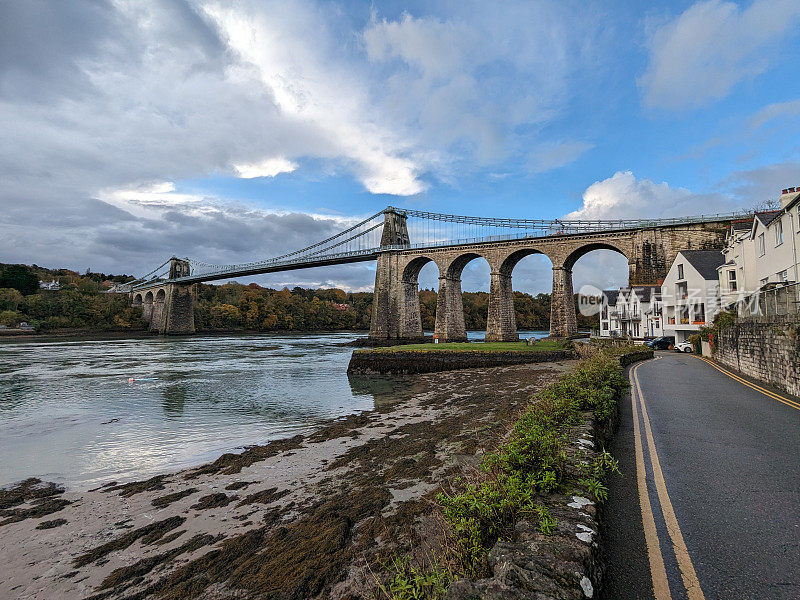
top-left (131, 257), bottom-right (197, 335)
top-left (369, 209), bottom-right (420, 341)
top-left (169, 257), bottom-right (191, 279)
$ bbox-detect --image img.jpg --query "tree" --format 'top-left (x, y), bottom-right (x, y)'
top-left (0, 288), bottom-right (24, 310)
top-left (0, 310), bottom-right (22, 327)
top-left (0, 265), bottom-right (39, 295)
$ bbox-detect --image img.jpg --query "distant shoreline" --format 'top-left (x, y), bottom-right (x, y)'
top-left (0, 328), bottom-right (371, 343)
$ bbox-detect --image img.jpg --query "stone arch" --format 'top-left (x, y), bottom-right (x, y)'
top-left (142, 291), bottom-right (154, 322)
top-left (434, 252), bottom-right (491, 342)
top-left (563, 242), bottom-right (629, 272)
top-left (486, 248), bottom-right (552, 341)
top-left (552, 242), bottom-right (630, 338)
top-left (151, 288), bottom-right (166, 331)
top-left (497, 248), bottom-right (551, 276)
top-left (402, 256), bottom-right (435, 283)
top-left (444, 252), bottom-right (485, 279)
top-left (132, 293), bottom-right (143, 307)
top-left (398, 256), bottom-right (438, 339)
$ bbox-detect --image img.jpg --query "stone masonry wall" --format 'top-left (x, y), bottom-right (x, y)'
top-left (714, 315), bottom-right (800, 397)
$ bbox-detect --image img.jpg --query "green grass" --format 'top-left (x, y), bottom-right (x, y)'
top-left (358, 339), bottom-right (567, 353)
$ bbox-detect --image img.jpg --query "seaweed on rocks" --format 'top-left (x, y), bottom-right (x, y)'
top-left (35, 518), bottom-right (68, 529)
top-left (0, 478), bottom-right (65, 510)
top-left (73, 516), bottom-right (186, 567)
top-left (151, 488), bottom-right (198, 509)
top-left (236, 487), bottom-right (289, 507)
top-left (308, 413), bottom-right (371, 443)
top-left (224, 480), bottom-right (256, 491)
top-left (1, 495), bottom-right (71, 526)
top-left (190, 493), bottom-right (236, 510)
top-left (90, 533), bottom-right (223, 599)
top-left (183, 435), bottom-right (305, 479)
top-left (103, 475), bottom-right (168, 498)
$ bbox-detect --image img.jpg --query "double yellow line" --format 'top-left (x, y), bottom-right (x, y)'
top-left (630, 360), bottom-right (706, 600)
top-left (696, 356), bottom-right (800, 412)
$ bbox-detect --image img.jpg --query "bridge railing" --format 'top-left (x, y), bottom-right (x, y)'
top-left (393, 206), bottom-right (752, 231)
top-left (131, 207), bottom-right (752, 286)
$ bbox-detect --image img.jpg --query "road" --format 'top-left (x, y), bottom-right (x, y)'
top-left (603, 352), bottom-right (800, 599)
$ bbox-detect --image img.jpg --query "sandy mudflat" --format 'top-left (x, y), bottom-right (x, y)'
top-left (0, 360), bottom-right (575, 600)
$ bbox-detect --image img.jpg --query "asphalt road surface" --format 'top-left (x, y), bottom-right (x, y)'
top-left (603, 352), bottom-right (800, 599)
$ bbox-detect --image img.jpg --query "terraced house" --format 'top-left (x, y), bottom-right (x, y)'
top-left (718, 187), bottom-right (800, 316)
top-left (599, 285), bottom-right (662, 339)
top-left (661, 250), bottom-right (724, 344)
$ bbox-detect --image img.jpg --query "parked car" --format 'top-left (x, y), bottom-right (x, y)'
top-left (674, 341), bottom-right (694, 353)
top-left (646, 336), bottom-right (675, 350)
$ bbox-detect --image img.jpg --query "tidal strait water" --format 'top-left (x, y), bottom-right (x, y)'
top-left (0, 331), bottom-right (548, 490)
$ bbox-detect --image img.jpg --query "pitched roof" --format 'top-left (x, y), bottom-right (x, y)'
top-left (754, 210), bottom-right (782, 227)
top-left (630, 285), bottom-right (659, 303)
top-left (730, 217), bottom-right (754, 231)
top-left (678, 249), bottom-right (724, 280)
top-left (602, 289), bottom-right (620, 305)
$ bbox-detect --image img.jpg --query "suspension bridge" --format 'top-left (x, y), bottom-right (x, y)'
top-left (125, 206), bottom-right (747, 339)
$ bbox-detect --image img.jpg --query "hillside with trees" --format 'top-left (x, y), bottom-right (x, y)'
top-left (0, 263), bottom-right (598, 334)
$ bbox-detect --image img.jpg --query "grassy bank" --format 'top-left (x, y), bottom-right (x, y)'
top-left (357, 339), bottom-right (568, 353)
top-left (378, 344), bottom-right (652, 599)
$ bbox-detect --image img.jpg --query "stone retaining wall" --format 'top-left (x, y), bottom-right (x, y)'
top-left (714, 315), bottom-right (800, 398)
top-left (445, 348), bottom-right (652, 600)
top-left (347, 349), bottom-right (574, 375)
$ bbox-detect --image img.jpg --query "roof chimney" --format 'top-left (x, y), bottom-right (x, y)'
top-left (779, 186), bottom-right (800, 209)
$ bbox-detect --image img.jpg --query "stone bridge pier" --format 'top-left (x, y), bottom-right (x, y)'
top-left (131, 258), bottom-right (197, 335)
top-left (369, 220), bottom-right (726, 342)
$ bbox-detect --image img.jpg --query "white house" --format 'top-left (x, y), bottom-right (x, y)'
top-left (717, 187), bottom-right (800, 315)
top-left (599, 285), bottom-right (661, 339)
top-left (661, 250), bottom-right (724, 343)
top-left (38, 279), bottom-right (60, 291)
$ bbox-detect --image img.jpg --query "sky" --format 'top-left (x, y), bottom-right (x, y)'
top-left (2, 0), bottom-right (800, 295)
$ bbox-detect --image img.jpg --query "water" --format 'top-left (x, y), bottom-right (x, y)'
top-left (0, 330), bottom-right (548, 490)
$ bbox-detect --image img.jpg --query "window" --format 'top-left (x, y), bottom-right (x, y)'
top-left (677, 264), bottom-right (684, 279)
top-left (728, 270), bottom-right (737, 291)
top-left (760, 277), bottom-right (769, 287)
top-left (676, 282), bottom-right (688, 300)
top-left (694, 304), bottom-right (705, 323)
top-left (775, 219), bottom-right (783, 246)
top-left (779, 270), bottom-right (788, 283)
top-left (758, 233), bottom-right (765, 256)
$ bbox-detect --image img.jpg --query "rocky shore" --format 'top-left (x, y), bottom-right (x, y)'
top-left (0, 359), bottom-right (577, 599)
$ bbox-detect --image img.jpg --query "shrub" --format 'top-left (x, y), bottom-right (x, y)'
top-left (0, 310), bottom-right (22, 327)
top-left (436, 350), bottom-right (632, 577)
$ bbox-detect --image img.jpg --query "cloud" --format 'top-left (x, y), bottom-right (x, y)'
top-left (527, 141), bottom-right (593, 174)
top-left (0, 0), bottom-right (611, 281)
top-left (234, 158), bottom-right (298, 179)
top-left (565, 171), bottom-right (739, 220)
top-left (640, 0), bottom-right (800, 110)
top-left (748, 99), bottom-right (800, 131)
top-left (725, 161), bottom-right (800, 207)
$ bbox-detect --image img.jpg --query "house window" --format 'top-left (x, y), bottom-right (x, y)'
top-left (758, 233), bottom-right (765, 256)
top-left (775, 219), bottom-right (783, 246)
top-left (694, 304), bottom-right (705, 323)
top-left (778, 269), bottom-right (788, 283)
top-left (760, 277), bottom-right (769, 287)
top-left (677, 264), bottom-right (684, 279)
top-left (676, 282), bottom-right (688, 300)
top-left (728, 270), bottom-right (737, 291)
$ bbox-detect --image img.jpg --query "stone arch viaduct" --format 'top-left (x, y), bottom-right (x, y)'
top-left (369, 211), bottom-right (727, 340)
top-left (130, 208), bottom-right (730, 339)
